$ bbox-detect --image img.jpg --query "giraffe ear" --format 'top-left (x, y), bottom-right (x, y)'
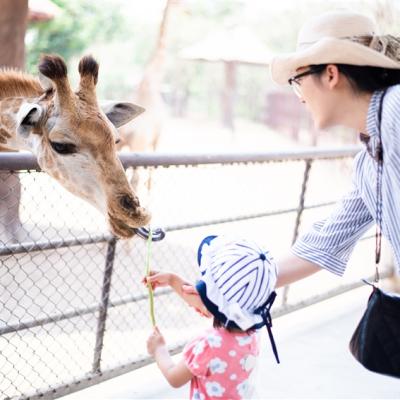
top-left (38, 72), bottom-right (54, 92)
top-left (16, 103), bottom-right (43, 137)
top-left (100, 101), bottom-right (145, 128)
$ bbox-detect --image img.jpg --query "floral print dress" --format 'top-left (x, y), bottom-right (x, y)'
top-left (183, 327), bottom-right (259, 399)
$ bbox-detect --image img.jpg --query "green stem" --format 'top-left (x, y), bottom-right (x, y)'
top-left (146, 228), bottom-right (156, 326)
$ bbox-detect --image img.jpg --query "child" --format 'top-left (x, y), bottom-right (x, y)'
top-left (145, 235), bottom-right (279, 399)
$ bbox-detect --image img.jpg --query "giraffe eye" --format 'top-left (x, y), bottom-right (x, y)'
top-left (50, 141), bottom-right (77, 155)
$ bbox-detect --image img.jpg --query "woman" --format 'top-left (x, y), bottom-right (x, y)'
top-left (270, 10), bottom-right (400, 286)
top-left (179, 11), bottom-right (400, 296)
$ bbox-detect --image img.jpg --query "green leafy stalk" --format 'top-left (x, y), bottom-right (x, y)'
top-left (145, 228), bottom-right (156, 326)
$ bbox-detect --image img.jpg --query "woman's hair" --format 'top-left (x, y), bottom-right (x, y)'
top-left (311, 64), bottom-right (400, 93)
top-left (213, 317), bottom-right (254, 333)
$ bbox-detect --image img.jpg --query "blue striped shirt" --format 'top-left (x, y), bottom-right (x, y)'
top-left (292, 85), bottom-right (400, 276)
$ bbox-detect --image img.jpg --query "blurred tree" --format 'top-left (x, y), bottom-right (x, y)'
top-left (187, 0), bottom-right (244, 19)
top-left (0, 0), bottom-right (29, 243)
top-left (370, 0), bottom-right (400, 34)
top-left (25, 0), bottom-right (127, 73)
top-left (0, 0), bottom-right (28, 68)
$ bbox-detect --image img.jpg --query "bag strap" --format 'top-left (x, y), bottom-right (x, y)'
top-left (375, 90), bottom-right (387, 282)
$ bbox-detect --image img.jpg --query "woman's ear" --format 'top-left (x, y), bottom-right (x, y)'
top-left (325, 64), bottom-right (340, 89)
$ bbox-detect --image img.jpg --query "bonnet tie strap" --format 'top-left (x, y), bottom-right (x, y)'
top-left (258, 291), bottom-right (280, 364)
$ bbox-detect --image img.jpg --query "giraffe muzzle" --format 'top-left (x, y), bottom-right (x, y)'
top-left (107, 192), bottom-right (151, 238)
top-left (108, 211), bottom-right (151, 239)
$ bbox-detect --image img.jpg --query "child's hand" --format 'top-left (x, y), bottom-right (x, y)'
top-left (147, 326), bottom-right (166, 356)
top-left (182, 284), bottom-right (198, 296)
top-left (143, 270), bottom-right (172, 290)
top-left (143, 272), bottom-right (212, 318)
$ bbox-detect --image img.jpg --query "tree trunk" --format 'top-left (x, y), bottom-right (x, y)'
top-left (0, 0), bottom-right (28, 244)
top-left (221, 62), bottom-right (237, 132)
top-left (0, 0), bottom-right (28, 69)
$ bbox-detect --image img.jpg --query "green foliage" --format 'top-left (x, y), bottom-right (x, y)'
top-left (187, 0), bottom-right (244, 19)
top-left (26, 0), bottom-right (127, 74)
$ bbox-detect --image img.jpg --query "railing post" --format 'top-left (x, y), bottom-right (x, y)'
top-left (281, 160), bottom-right (313, 306)
top-left (92, 236), bottom-right (117, 373)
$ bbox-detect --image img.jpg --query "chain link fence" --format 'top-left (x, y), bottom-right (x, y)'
top-left (0, 148), bottom-right (393, 400)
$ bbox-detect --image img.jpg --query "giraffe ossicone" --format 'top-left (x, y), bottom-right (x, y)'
top-left (0, 54), bottom-right (150, 238)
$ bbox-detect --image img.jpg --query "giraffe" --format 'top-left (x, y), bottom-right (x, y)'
top-left (0, 53), bottom-right (151, 239)
top-left (117, 0), bottom-right (177, 192)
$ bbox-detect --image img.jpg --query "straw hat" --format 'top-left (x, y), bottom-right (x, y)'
top-left (270, 11), bottom-right (400, 85)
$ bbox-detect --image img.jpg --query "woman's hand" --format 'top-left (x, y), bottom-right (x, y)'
top-left (147, 326), bottom-right (166, 356)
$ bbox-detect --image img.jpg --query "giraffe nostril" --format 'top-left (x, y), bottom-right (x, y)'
top-left (120, 194), bottom-right (138, 211)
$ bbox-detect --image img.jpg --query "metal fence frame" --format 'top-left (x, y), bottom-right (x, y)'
top-left (0, 147), bottom-right (392, 400)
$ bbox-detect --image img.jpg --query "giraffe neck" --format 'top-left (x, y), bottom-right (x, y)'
top-left (137, 0), bottom-right (173, 98)
top-left (0, 69), bottom-right (43, 99)
top-left (0, 69), bottom-right (44, 151)
top-left (151, 0), bottom-right (172, 67)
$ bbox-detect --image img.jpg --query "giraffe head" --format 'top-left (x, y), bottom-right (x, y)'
top-left (15, 54), bottom-right (150, 238)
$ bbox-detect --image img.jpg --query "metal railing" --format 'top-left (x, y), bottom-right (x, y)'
top-left (0, 147), bottom-right (391, 400)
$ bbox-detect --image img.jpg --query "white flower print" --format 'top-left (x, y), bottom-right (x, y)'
top-left (192, 362), bottom-right (199, 370)
top-left (230, 373), bottom-right (237, 381)
top-left (228, 350), bottom-right (236, 357)
top-left (205, 381), bottom-right (226, 397)
top-left (206, 333), bottom-right (222, 348)
top-left (235, 335), bottom-right (253, 346)
top-left (192, 389), bottom-right (205, 400)
top-left (192, 340), bottom-right (206, 355)
top-left (240, 354), bottom-right (257, 372)
top-left (208, 357), bottom-right (228, 374)
top-left (237, 380), bottom-right (249, 397)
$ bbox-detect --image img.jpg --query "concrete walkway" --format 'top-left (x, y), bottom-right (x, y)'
top-left (62, 286), bottom-right (400, 399)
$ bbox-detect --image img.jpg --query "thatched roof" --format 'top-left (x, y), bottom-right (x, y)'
top-left (28, 0), bottom-right (61, 23)
top-left (179, 26), bottom-right (271, 66)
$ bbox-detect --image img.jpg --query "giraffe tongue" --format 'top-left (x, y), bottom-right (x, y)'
top-left (134, 227), bottom-right (166, 242)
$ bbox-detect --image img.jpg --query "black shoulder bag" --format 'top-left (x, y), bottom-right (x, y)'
top-left (349, 90), bottom-right (400, 378)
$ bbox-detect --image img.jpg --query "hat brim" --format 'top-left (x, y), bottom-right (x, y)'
top-left (197, 235), bottom-right (217, 267)
top-left (196, 279), bottom-right (264, 330)
top-left (270, 37), bottom-right (400, 85)
top-left (196, 280), bottom-right (241, 330)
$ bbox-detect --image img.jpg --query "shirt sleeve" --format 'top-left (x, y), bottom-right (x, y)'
top-left (183, 335), bottom-right (210, 378)
top-left (291, 186), bottom-right (374, 276)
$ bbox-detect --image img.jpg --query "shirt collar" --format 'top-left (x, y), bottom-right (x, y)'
top-left (365, 89), bottom-right (385, 139)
